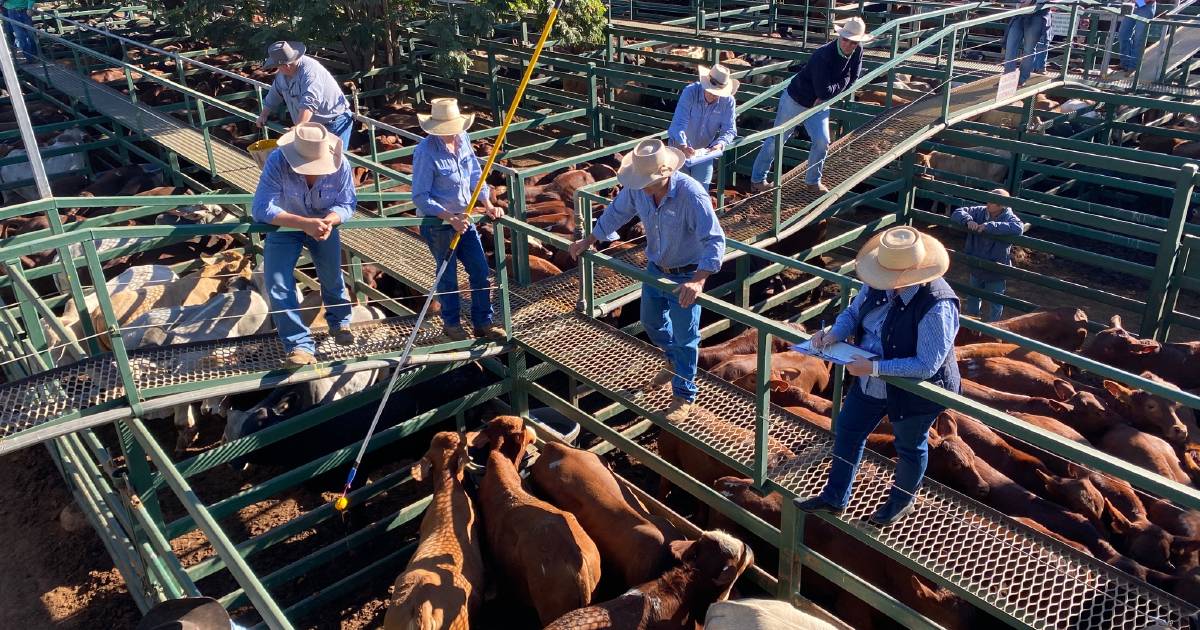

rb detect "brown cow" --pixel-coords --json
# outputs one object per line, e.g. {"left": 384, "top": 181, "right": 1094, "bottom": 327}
{"left": 543, "top": 530, "right": 754, "bottom": 630}
{"left": 957, "top": 307, "right": 1088, "bottom": 351}
{"left": 1081, "top": 315, "right": 1200, "bottom": 389}
{"left": 1102, "top": 376, "right": 1189, "bottom": 444}
{"left": 923, "top": 417, "right": 992, "bottom": 500}
{"left": 471, "top": 417, "right": 601, "bottom": 625}
{"left": 530, "top": 442, "right": 680, "bottom": 588}
{"left": 1104, "top": 499, "right": 1200, "bottom": 573}
{"left": 716, "top": 351, "right": 829, "bottom": 395}
{"left": 1011, "top": 412, "right": 1091, "bottom": 445}
{"left": 959, "top": 378, "right": 1121, "bottom": 439}
{"left": 656, "top": 425, "right": 795, "bottom": 501}
{"left": 939, "top": 411, "right": 1053, "bottom": 497}
{"left": 958, "top": 357, "right": 1077, "bottom": 401}
{"left": 1012, "top": 516, "right": 1093, "bottom": 556}
{"left": 698, "top": 326, "right": 797, "bottom": 370}
{"left": 383, "top": 432, "right": 484, "bottom": 630}
{"left": 954, "top": 342, "right": 1060, "bottom": 375}
{"left": 1098, "top": 424, "right": 1192, "bottom": 486}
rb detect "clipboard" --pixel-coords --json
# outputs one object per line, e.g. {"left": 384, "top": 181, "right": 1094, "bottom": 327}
{"left": 684, "top": 147, "right": 724, "bottom": 167}
{"left": 792, "top": 340, "right": 877, "bottom": 366}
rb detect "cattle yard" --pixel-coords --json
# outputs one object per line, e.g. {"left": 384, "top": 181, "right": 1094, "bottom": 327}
{"left": 4, "top": 1, "right": 1200, "bottom": 628}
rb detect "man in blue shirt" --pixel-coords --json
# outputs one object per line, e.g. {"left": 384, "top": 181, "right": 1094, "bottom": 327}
{"left": 256, "top": 41, "right": 354, "bottom": 150}
{"left": 1118, "top": 1, "right": 1157, "bottom": 75}
{"left": 799, "top": 227, "right": 959, "bottom": 526}
{"left": 412, "top": 98, "right": 505, "bottom": 342}
{"left": 667, "top": 63, "right": 738, "bottom": 188}
{"left": 951, "top": 189, "right": 1024, "bottom": 322}
{"left": 750, "top": 17, "right": 874, "bottom": 194}
{"left": 252, "top": 124, "right": 356, "bottom": 368}
{"left": 569, "top": 139, "right": 726, "bottom": 423}
{"left": 1003, "top": 1, "right": 1053, "bottom": 86}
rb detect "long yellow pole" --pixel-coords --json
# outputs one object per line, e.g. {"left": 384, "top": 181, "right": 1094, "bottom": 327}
{"left": 333, "top": 0, "right": 568, "bottom": 512}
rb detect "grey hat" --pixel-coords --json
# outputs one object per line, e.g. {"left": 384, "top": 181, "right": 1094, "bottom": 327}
{"left": 136, "top": 597, "right": 232, "bottom": 630}
{"left": 264, "top": 41, "right": 306, "bottom": 68}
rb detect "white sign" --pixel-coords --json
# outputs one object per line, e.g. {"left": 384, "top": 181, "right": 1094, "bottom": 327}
{"left": 996, "top": 70, "right": 1020, "bottom": 102}
{"left": 1050, "top": 11, "right": 1078, "bottom": 38}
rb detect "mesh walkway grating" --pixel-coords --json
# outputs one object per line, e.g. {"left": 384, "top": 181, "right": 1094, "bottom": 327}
{"left": 7, "top": 52, "right": 1198, "bottom": 629}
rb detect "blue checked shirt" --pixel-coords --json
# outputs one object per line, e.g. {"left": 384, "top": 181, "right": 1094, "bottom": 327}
{"left": 262, "top": 56, "right": 350, "bottom": 127}
{"left": 828, "top": 285, "right": 959, "bottom": 398}
{"left": 667, "top": 82, "right": 737, "bottom": 151}
{"left": 411, "top": 133, "right": 490, "bottom": 217}
{"left": 593, "top": 171, "right": 726, "bottom": 273}
{"left": 251, "top": 149, "right": 356, "bottom": 224}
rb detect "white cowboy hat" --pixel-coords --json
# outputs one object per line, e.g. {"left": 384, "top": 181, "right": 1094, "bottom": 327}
{"left": 617, "top": 139, "right": 686, "bottom": 190}
{"left": 418, "top": 98, "right": 476, "bottom": 136}
{"left": 699, "top": 64, "right": 739, "bottom": 97}
{"left": 276, "top": 122, "right": 344, "bottom": 176}
{"left": 264, "top": 41, "right": 306, "bottom": 68}
{"left": 854, "top": 226, "right": 950, "bottom": 290}
{"left": 832, "top": 17, "right": 876, "bottom": 44}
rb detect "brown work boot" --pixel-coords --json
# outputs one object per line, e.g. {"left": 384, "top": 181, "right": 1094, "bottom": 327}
{"left": 330, "top": 326, "right": 355, "bottom": 346}
{"left": 442, "top": 326, "right": 470, "bottom": 342}
{"left": 663, "top": 397, "right": 694, "bottom": 424}
{"left": 282, "top": 349, "right": 316, "bottom": 368}
{"left": 750, "top": 180, "right": 772, "bottom": 194}
{"left": 803, "top": 181, "right": 830, "bottom": 194}
{"left": 475, "top": 323, "right": 507, "bottom": 341}
{"left": 643, "top": 360, "right": 674, "bottom": 392}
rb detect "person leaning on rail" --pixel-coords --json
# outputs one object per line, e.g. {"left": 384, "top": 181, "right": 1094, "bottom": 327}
{"left": 252, "top": 122, "right": 357, "bottom": 368}
{"left": 411, "top": 98, "right": 507, "bottom": 342}
{"left": 666, "top": 63, "right": 738, "bottom": 189}
{"left": 569, "top": 139, "right": 726, "bottom": 424}
{"left": 798, "top": 227, "right": 960, "bottom": 527}
{"left": 951, "top": 189, "right": 1024, "bottom": 323}
{"left": 749, "top": 16, "right": 874, "bottom": 195}
{"left": 256, "top": 41, "right": 354, "bottom": 150}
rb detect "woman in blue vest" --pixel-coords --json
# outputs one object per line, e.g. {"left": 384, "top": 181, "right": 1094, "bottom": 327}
{"left": 798, "top": 227, "right": 960, "bottom": 526}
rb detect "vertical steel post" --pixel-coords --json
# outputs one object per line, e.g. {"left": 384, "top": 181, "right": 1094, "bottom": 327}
{"left": 82, "top": 239, "right": 144, "bottom": 417}
{"left": 587, "top": 63, "right": 601, "bottom": 148}
{"left": 772, "top": 127, "right": 784, "bottom": 235}
{"left": 778, "top": 494, "right": 805, "bottom": 601}
{"left": 886, "top": 23, "right": 900, "bottom": 107}
{"left": 580, "top": 195, "right": 596, "bottom": 317}
{"left": 940, "top": 34, "right": 957, "bottom": 124}
{"left": 6, "top": 261, "right": 49, "bottom": 364}
{"left": 828, "top": 281, "right": 851, "bottom": 423}
{"left": 494, "top": 221, "right": 513, "bottom": 339}
{"left": 0, "top": 25, "right": 52, "bottom": 200}
{"left": 898, "top": 149, "right": 916, "bottom": 226}
{"left": 510, "top": 175, "right": 530, "bottom": 286}
{"left": 1158, "top": 246, "right": 1190, "bottom": 342}
{"left": 753, "top": 329, "right": 773, "bottom": 488}
{"left": 1141, "top": 163, "right": 1196, "bottom": 339}
{"left": 1061, "top": 4, "right": 1080, "bottom": 83}
{"left": 736, "top": 256, "right": 750, "bottom": 308}
{"left": 195, "top": 97, "right": 216, "bottom": 174}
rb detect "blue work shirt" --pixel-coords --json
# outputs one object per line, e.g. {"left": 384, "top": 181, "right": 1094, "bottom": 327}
{"left": 262, "top": 56, "right": 350, "bottom": 127}
{"left": 667, "top": 82, "right": 737, "bottom": 151}
{"left": 951, "top": 205, "right": 1024, "bottom": 281}
{"left": 592, "top": 171, "right": 726, "bottom": 273}
{"left": 829, "top": 285, "right": 959, "bottom": 398}
{"left": 251, "top": 149, "right": 356, "bottom": 224}
{"left": 411, "top": 133, "right": 491, "bottom": 217}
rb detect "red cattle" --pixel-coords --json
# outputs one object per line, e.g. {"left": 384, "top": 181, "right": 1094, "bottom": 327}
{"left": 1098, "top": 424, "right": 1192, "bottom": 486}
{"left": 1081, "top": 315, "right": 1200, "bottom": 389}
{"left": 959, "top": 378, "right": 1122, "bottom": 439}
{"left": 958, "top": 357, "right": 1077, "bottom": 401}
{"left": 957, "top": 307, "right": 1089, "bottom": 351}
{"left": 1102, "top": 375, "right": 1190, "bottom": 444}
{"left": 939, "top": 411, "right": 1054, "bottom": 497}
{"left": 1105, "top": 499, "right": 1200, "bottom": 573}
{"left": 716, "top": 351, "right": 829, "bottom": 395}
{"left": 954, "top": 342, "right": 1061, "bottom": 375}
{"left": 697, "top": 326, "right": 797, "bottom": 371}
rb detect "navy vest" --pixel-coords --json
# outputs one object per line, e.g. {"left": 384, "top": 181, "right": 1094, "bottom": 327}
{"left": 854, "top": 278, "right": 961, "bottom": 421}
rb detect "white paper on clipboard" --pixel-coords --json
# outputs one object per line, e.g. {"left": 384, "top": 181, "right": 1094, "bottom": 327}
{"left": 792, "top": 340, "right": 877, "bottom": 365}
{"left": 684, "top": 147, "right": 723, "bottom": 167}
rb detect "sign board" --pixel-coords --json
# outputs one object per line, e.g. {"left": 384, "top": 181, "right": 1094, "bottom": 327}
{"left": 996, "top": 70, "right": 1020, "bottom": 102}
{"left": 1050, "top": 11, "right": 1078, "bottom": 38}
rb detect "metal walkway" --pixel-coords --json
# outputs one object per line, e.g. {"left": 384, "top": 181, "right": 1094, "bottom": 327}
{"left": 8, "top": 54, "right": 1198, "bottom": 630}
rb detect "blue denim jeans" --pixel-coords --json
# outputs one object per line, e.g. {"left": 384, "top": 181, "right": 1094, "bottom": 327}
{"left": 264, "top": 228, "right": 352, "bottom": 353}
{"left": 325, "top": 111, "right": 354, "bottom": 151}
{"left": 1120, "top": 3, "right": 1157, "bottom": 71}
{"left": 750, "top": 91, "right": 830, "bottom": 186}
{"left": 1004, "top": 12, "right": 1051, "bottom": 84}
{"left": 419, "top": 223, "right": 493, "bottom": 329}
{"left": 4, "top": 9, "right": 34, "bottom": 55}
{"left": 1033, "top": 29, "right": 1051, "bottom": 72}
{"left": 819, "top": 385, "right": 940, "bottom": 509}
{"left": 681, "top": 160, "right": 714, "bottom": 188}
{"left": 641, "top": 263, "right": 701, "bottom": 402}
{"left": 965, "top": 273, "right": 1007, "bottom": 322}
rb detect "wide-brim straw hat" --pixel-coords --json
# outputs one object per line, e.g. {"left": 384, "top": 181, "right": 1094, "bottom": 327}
{"left": 832, "top": 17, "right": 876, "bottom": 43}
{"left": 264, "top": 40, "right": 306, "bottom": 68}
{"left": 699, "top": 64, "right": 739, "bottom": 97}
{"left": 277, "top": 122, "right": 343, "bottom": 176}
{"left": 855, "top": 226, "right": 949, "bottom": 290}
{"left": 419, "top": 98, "right": 476, "bottom": 136}
{"left": 136, "top": 597, "right": 231, "bottom": 630}
{"left": 618, "top": 139, "right": 686, "bottom": 190}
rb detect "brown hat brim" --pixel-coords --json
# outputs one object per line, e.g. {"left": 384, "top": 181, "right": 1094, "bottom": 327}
{"left": 854, "top": 231, "right": 949, "bottom": 290}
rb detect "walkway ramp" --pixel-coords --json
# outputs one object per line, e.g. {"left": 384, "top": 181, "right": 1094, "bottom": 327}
{"left": 6, "top": 50, "right": 1198, "bottom": 630}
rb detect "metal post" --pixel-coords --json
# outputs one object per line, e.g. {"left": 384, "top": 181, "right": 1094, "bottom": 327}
{"left": 772, "top": 127, "right": 784, "bottom": 234}
{"left": 511, "top": 176, "right": 530, "bottom": 286}
{"left": 828, "top": 281, "right": 851, "bottom": 423}
{"left": 1140, "top": 163, "right": 1196, "bottom": 339}
{"left": 940, "top": 34, "right": 958, "bottom": 124}
{"left": 778, "top": 492, "right": 805, "bottom": 601}
{"left": 1061, "top": 4, "right": 1080, "bottom": 84}
{"left": 1158, "top": 246, "right": 1190, "bottom": 342}
{"left": 1100, "top": 7, "right": 1120, "bottom": 80}
{"left": 580, "top": 196, "right": 595, "bottom": 317}
{"left": 0, "top": 26, "right": 52, "bottom": 199}
{"left": 898, "top": 149, "right": 916, "bottom": 225}
{"left": 494, "top": 221, "right": 513, "bottom": 339}
{"left": 82, "top": 239, "right": 143, "bottom": 417}
{"left": 587, "top": 63, "right": 600, "bottom": 148}
{"left": 736, "top": 256, "right": 750, "bottom": 308}
{"left": 753, "top": 329, "right": 773, "bottom": 488}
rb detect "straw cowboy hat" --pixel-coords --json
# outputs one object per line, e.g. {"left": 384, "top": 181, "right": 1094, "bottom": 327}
{"left": 832, "top": 17, "right": 876, "bottom": 43}
{"left": 854, "top": 226, "right": 949, "bottom": 290}
{"left": 617, "top": 139, "right": 686, "bottom": 190}
{"left": 136, "top": 597, "right": 232, "bottom": 630}
{"left": 263, "top": 41, "right": 306, "bottom": 68}
{"left": 277, "top": 122, "right": 344, "bottom": 176}
{"left": 698, "top": 64, "right": 739, "bottom": 97}
{"left": 419, "top": 98, "right": 476, "bottom": 136}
